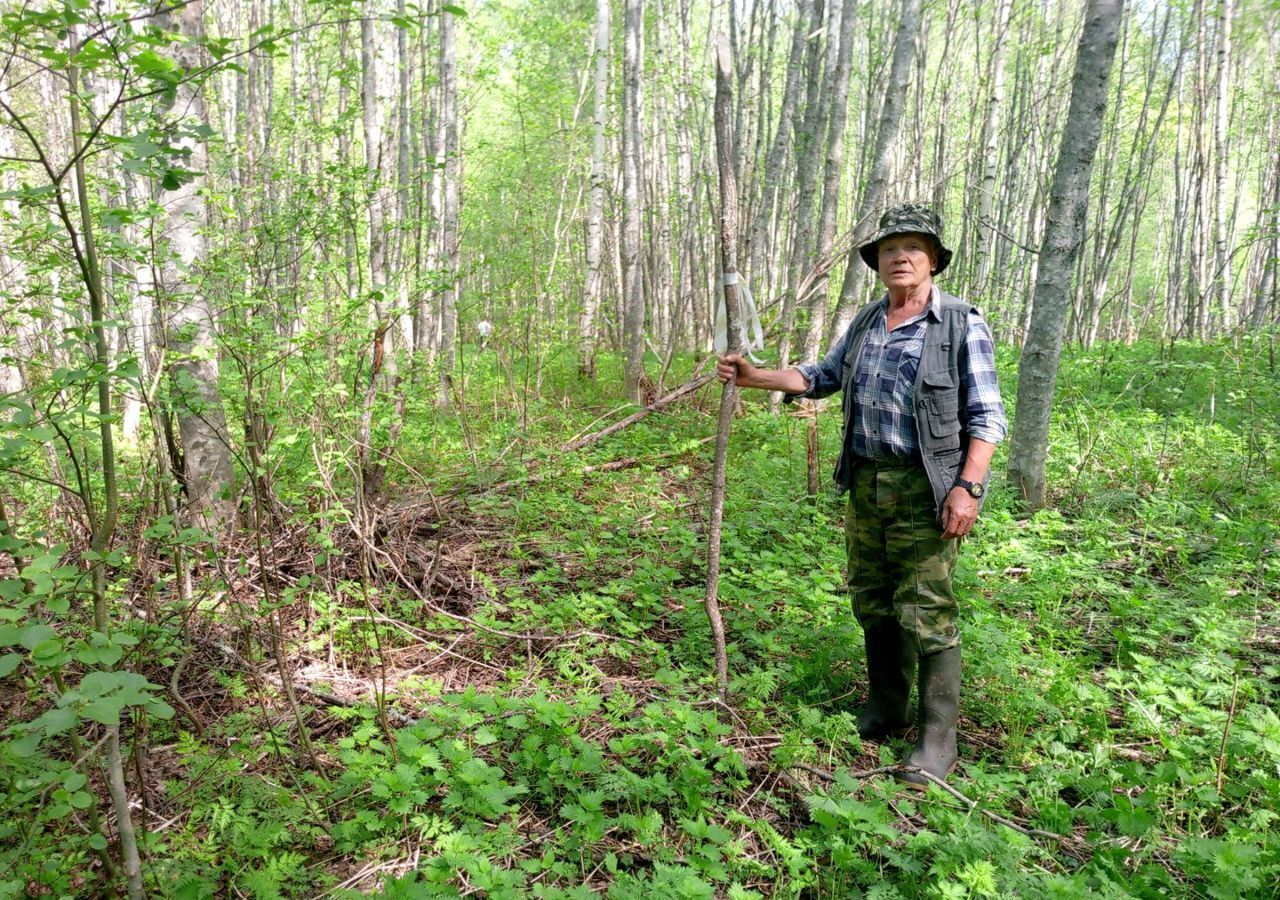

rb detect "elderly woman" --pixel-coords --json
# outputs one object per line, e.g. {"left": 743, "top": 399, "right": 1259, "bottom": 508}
{"left": 717, "top": 203, "right": 1007, "bottom": 787}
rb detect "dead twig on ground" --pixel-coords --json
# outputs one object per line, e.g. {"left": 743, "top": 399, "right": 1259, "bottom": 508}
{"left": 561, "top": 372, "right": 716, "bottom": 454}
{"left": 789, "top": 760, "right": 1080, "bottom": 847}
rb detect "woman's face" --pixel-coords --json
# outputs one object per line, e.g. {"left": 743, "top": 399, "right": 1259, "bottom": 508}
{"left": 877, "top": 233, "right": 938, "bottom": 294}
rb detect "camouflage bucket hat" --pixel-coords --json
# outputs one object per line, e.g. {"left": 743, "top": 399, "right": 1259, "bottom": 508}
{"left": 858, "top": 202, "right": 954, "bottom": 275}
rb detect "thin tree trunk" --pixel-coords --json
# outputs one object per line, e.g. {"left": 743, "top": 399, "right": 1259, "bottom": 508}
{"left": 746, "top": 0, "right": 810, "bottom": 290}
{"left": 974, "top": 0, "right": 1013, "bottom": 295}
{"left": 65, "top": 47, "right": 144, "bottom": 900}
{"left": 827, "top": 0, "right": 923, "bottom": 348}
{"left": 155, "top": 0, "right": 235, "bottom": 537}
{"left": 1211, "top": 0, "right": 1234, "bottom": 331}
{"left": 674, "top": 0, "right": 699, "bottom": 354}
{"left": 419, "top": 13, "right": 442, "bottom": 361}
{"left": 0, "top": 81, "right": 28, "bottom": 399}
{"left": 580, "top": 0, "right": 610, "bottom": 378}
{"left": 437, "top": 5, "right": 460, "bottom": 404}
{"left": 706, "top": 33, "right": 738, "bottom": 704}
{"left": 802, "top": 0, "right": 858, "bottom": 362}
{"left": 1255, "top": 38, "right": 1280, "bottom": 327}
{"left": 773, "top": 0, "right": 829, "bottom": 411}
{"left": 621, "top": 0, "right": 646, "bottom": 401}
{"left": 358, "top": 10, "right": 391, "bottom": 495}
{"left": 1007, "top": 0, "right": 1125, "bottom": 510}
{"left": 395, "top": 0, "right": 413, "bottom": 348}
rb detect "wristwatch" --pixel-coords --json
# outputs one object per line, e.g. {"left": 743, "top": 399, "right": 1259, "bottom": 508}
{"left": 954, "top": 478, "right": 985, "bottom": 499}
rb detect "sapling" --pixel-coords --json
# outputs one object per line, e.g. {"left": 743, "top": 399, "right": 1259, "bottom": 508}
{"left": 703, "top": 34, "right": 739, "bottom": 702}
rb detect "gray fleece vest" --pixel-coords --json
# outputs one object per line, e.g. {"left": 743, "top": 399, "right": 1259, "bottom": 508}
{"left": 832, "top": 290, "right": 983, "bottom": 519}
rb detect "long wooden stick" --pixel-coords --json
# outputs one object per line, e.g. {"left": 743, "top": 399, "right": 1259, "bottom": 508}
{"left": 704, "top": 34, "right": 739, "bottom": 702}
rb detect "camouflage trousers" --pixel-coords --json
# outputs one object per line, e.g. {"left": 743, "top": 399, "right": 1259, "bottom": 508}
{"left": 845, "top": 459, "right": 960, "bottom": 656}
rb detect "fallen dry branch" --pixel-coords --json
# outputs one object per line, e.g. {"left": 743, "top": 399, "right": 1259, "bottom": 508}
{"left": 201, "top": 634, "right": 420, "bottom": 726}
{"left": 361, "top": 527, "right": 640, "bottom": 648}
{"left": 561, "top": 371, "right": 716, "bottom": 453}
{"left": 792, "top": 761, "right": 1080, "bottom": 847}
{"left": 480, "top": 435, "right": 716, "bottom": 497}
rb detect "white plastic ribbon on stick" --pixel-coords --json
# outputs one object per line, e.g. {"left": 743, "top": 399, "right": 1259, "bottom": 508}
{"left": 713, "top": 272, "right": 765, "bottom": 363}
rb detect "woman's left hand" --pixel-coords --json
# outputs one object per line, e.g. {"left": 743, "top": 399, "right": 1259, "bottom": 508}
{"left": 940, "top": 488, "right": 979, "bottom": 540}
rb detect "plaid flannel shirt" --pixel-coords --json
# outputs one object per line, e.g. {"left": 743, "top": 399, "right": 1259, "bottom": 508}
{"left": 790, "top": 288, "right": 1007, "bottom": 458}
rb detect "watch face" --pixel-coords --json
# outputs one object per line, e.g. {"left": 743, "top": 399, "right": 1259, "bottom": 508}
{"left": 970, "top": 482, "right": 985, "bottom": 498}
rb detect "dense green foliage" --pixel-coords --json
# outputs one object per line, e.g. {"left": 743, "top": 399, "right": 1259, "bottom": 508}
{"left": 2, "top": 0, "right": 1278, "bottom": 895}
{"left": 6, "top": 337, "right": 1277, "bottom": 897}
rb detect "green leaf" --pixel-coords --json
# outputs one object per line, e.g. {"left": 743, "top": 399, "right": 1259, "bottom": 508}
{"left": 19, "top": 623, "right": 55, "bottom": 650}
{"left": 76, "top": 642, "right": 123, "bottom": 666}
{"left": 31, "top": 705, "right": 77, "bottom": 736}
{"left": 7, "top": 732, "right": 41, "bottom": 757}
{"left": 30, "top": 637, "right": 68, "bottom": 667}
{"left": 0, "top": 654, "right": 21, "bottom": 677}
{"left": 160, "top": 168, "right": 202, "bottom": 191}
{"left": 82, "top": 698, "right": 122, "bottom": 726}
{"left": 148, "top": 699, "right": 175, "bottom": 720}
{"left": 1117, "top": 808, "right": 1155, "bottom": 837}
{"left": 132, "top": 49, "right": 181, "bottom": 81}
{"left": 78, "top": 670, "right": 120, "bottom": 697}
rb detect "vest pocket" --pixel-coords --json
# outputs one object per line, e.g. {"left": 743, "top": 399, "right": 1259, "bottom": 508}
{"left": 927, "top": 395, "right": 961, "bottom": 437}
{"left": 922, "top": 370, "right": 955, "bottom": 390}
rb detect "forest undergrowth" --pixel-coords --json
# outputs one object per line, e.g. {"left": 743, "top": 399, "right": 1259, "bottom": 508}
{"left": 3, "top": 337, "right": 1279, "bottom": 898}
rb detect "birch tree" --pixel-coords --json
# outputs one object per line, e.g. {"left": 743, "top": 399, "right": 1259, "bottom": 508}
{"left": 579, "top": 0, "right": 609, "bottom": 378}
{"left": 802, "top": 0, "right": 858, "bottom": 361}
{"left": 973, "top": 0, "right": 1013, "bottom": 297}
{"left": 438, "top": 5, "right": 461, "bottom": 404}
{"left": 1007, "top": 0, "right": 1126, "bottom": 509}
{"left": 827, "top": 0, "right": 923, "bottom": 347}
{"left": 774, "top": 0, "right": 830, "bottom": 397}
{"left": 155, "top": 0, "right": 236, "bottom": 536}
{"left": 1210, "top": 0, "right": 1234, "bottom": 331}
{"left": 620, "top": 0, "right": 646, "bottom": 401}
{"left": 746, "top": 0, "right": 810, "bottom": 294}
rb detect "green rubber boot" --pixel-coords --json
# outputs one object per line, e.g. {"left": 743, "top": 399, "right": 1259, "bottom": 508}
{"left": 897, "top": 646, "right": 960, "bottom": 788}
{"left": 856, "top": 623, "right": 916, "bottom": 740}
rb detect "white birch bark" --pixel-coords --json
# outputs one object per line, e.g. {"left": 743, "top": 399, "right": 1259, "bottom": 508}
{"left": 802, "top": 0, "right": 858, "bottom": 361}
{"left": 621, "top": 0, "right": 646, "bottom": 401}
{"left": 1211, "top": 0, "right": 1234, "bottom": 331}
{"left": 776, "top": 0, "right": 829, "bottom": 374}
{"left": 579, "top": 0, "right": 609, "bottom": 377}
{"left": 155, "top": 0, "right": 235, "bottom": 536}
{"left": 746, "top": 0, "right": 810, "bottom": 291}
{"left": 974, "top": 0, "right": 1013, "bottom": 296}
{"left": 675, "top": 0, "right": 701, "bottom": 352}
{"left": 437, "top": 5, "right": 461, "bottom": 404}
{"left": 1254, "top": 36, "right": 1280, "bottom": 327}
{"left": 826, "top": 0, "right": 923, "bottom": 348}
{"left": 418, "top": 15, "right": 441, "bottom": 359}
{"left": 395, "top": 0, "right": 413, "bottom": 348}
{"left": 1007, "top": 0, "right": 1125, "bottom": 509}
{"left": 0, "top": 80, "right": 29, "bottom": 400}
{"left": 358, "top": 8, "right": 396, "bottom": 492}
